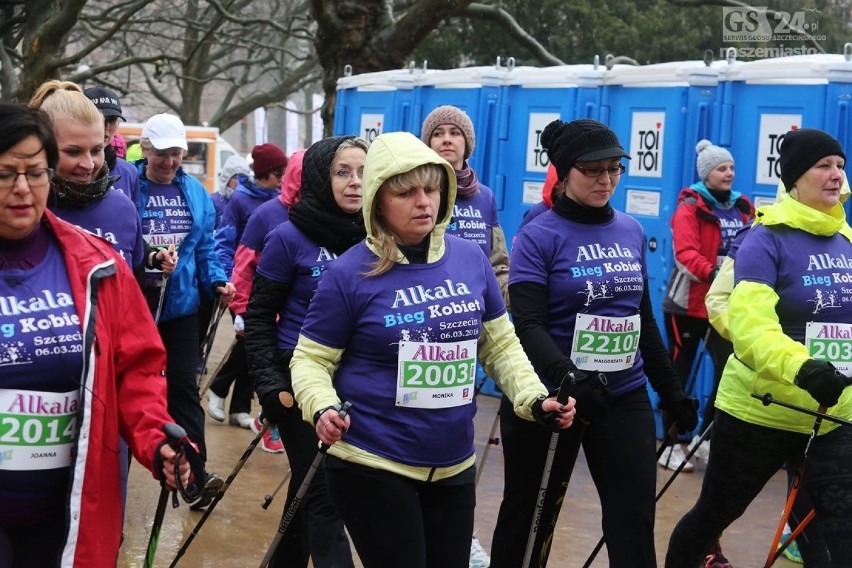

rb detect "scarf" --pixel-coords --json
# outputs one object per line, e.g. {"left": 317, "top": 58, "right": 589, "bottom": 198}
{"left": 552, "top": 194, "right": 615, "bottom": 224}
{"left": 51, "top": 164, "right": 118, "bottom": 210}
{"left": 455, "top": 164, "right": 479, "bottom": 199}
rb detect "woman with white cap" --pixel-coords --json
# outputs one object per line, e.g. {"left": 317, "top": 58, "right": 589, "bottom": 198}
{"left": 666, "top": 128, "right": 852, "bottom": 566}
{"left": 659, "top": 140, "right": 754, "bottom": 473}
{"left": 136, "top": 113, "right": 235, "bottom": 509}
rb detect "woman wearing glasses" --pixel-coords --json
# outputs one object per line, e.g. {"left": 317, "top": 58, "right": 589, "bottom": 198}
{"left": 490, "top": 119, "right": 697, "bottom": 568}
{"left": 245, "top": 136, "right": 366, "bottom": 568}
{"left": 0, "top": 103, "right": 188, "bottom": 567}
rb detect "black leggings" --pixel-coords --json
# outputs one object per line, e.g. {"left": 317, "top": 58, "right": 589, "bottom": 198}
{"left": 491, "top": 386, "right": 658, "bottom": 568}
{"left": 666, "top": 411, "right": 852, "bottom": 567}
{"left": 325, "top": 457, "right": 475, "bottom": 568}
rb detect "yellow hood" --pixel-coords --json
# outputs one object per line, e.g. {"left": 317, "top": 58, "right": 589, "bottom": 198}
{"left": 361, "top": 131, "right": 457, "bottom": 262}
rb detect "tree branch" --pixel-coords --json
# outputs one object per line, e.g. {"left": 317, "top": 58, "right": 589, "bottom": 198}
{"left": 462, "top": 3, "right": 564, "bottom": 65}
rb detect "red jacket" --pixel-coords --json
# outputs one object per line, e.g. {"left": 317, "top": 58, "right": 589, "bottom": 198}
{"left": 42, "top": 210, "right": 173, "bottom": 567}
{"left": 663, "top": 186, "right": 753, "bottom": 318}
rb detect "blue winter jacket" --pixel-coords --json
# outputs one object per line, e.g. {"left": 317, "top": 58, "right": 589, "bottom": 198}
{"left": 213, "top": 176, "right": 279, "bottom": 277}
{"left": 137, "top": 162, "right": 227, "bottom": 322}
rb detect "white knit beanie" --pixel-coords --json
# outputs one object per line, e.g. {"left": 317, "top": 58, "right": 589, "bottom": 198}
{"left": 695, "top": 140, "right": 734, "bottom": 181}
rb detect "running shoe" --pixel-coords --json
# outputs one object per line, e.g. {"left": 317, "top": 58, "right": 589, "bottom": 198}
{"left": 205, "top": 390, "right": 225, "bottom": 422}
{"left": 778, "top": 530, "right": 803, "bottom": 563}
{"left": 189, "top": 472, "right": 224, "bottom": 511}
{"left": 658, "top": 444, "right": 695, "bottom": 472}
{"left": 261, "top": 425, "right": 284, "bottom": 454}
{"left": 469, "top": 536, "right": 491, "bottom": 568}
{"left": 704, "top": 541, "right": 733, "bottom": 568}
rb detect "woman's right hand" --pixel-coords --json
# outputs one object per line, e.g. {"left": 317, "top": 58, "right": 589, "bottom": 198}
{"left": 316, "top": 407, "right": 351, "bottom": 446}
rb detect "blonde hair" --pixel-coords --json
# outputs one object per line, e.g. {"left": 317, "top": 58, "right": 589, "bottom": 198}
{"left": 366, "top": 163, "right": 447, "bottom": 277}
{"left": 332, "top": 138, "right": 369, "bottom": 166}
{"left": 29, "top": 80, "right": 102, "bottom": 126}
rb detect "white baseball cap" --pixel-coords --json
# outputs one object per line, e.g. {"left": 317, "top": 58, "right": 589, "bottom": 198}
{"left": 142, "top": 113, "right": 188, "bottom": 151}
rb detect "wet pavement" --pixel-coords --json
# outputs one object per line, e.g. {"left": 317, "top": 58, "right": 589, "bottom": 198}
{"left": 119, "top": 319, "right": 798, "bottom": 567}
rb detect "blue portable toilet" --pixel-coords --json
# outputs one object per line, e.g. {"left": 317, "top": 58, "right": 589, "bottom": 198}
{"left": 333, "top": 67, "right": 420, "bottom": 143}
{"left": 413, "top": 64, "right": 510, "bottom": 192}
{"left": 717, "top": 51, "right": 852, "bottom": 213}
{"left": 491, "top": 63, "right": 604, "bottom": 245}
{"left": 598, "top": 60, "right": 724, "bottom": 438}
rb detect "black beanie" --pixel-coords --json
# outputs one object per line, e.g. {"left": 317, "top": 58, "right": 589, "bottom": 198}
{"left": 780, "top": 128, "right": 846, "bottom": 192}
{"left": 540, "top": 119, "right": 630, "bottom": 180}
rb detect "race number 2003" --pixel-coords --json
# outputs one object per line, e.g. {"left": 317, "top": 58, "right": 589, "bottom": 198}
{"left": 396, "top": 340, "right": 477, "bottom": 409}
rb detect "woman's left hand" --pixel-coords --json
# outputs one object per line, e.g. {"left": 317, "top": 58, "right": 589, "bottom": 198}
{"left": 540, "top": 396, "right": 577, "bottom": 429}
{"left": 215, "top": 282, "right": 236, "bottom": 305}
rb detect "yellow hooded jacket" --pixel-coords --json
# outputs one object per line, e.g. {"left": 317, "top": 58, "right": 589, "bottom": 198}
{"left": 715, "top": 193, "right": 852, "bottom": 433}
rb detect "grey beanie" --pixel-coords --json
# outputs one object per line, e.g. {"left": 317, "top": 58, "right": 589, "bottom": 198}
{"left": 695, "top": 140, "right": 734, "bottom": 181}
{"left": 421, "top": 105, "right": 475, "bottom": 160}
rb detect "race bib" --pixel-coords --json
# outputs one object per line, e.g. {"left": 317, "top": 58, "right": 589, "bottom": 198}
{"left": 806, "top": 322, "right": 852, "bottom": 376}
{"left": 0, "top": 389, "right": 79, "bottom": 470}
{"left": 396, "top": 339, "right": 477, "bottom": 409}
{"left": 571, "top": 313, "right": 641, "bottom": 372}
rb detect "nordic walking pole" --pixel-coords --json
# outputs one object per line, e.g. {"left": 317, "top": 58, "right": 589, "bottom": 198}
{"left": 262, "top": 469, "right": 293, "bottom": 510}
{"left": 763, "top": 405, "right": 827, "bottom": 568}
{"left": 258, "top": 401, "right": 352, "bottom": 568}
{"left": 581, "top": 422, "right": 684, "bottom": 568}
{"left": 475, "top": 409, "right": 501, "bottom": 488}
{"left": 197, "top": 302, "right": 227, "bottom": 382}
{"left": 144, "top": 423, "right": 190, "bottom": 568}
{"left": 752, "top": 393, "right": 852, "bottom": 428}
{"left": 199, "top": 337, "right": 237, "bottom": 396}
{"left": 767, "top": 508, "right": 815, "bottom": 567}
{"left": 683, "top": 327, "right": 712, "bottom": 396}
{"left": 168, "top": 416, "right": 277, "bottom": 567}
{"left": 153, "top": 275, "right": 168, "bottom": 325}
{"left": 522, "top": 372, "right": 575, "bottom": 568}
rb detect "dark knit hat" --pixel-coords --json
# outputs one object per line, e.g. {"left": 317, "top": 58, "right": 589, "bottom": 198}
{"left": 421, "top": 105, "right": 475, "bottom": 160}
{"left": 251, "top": 143, "right": 288, "bottom": 178}
{"left": 540, "top": 119, "right": 630, "bottom": 180}
{"left": 780, "top": 128, "right": 846, "bottom": 191}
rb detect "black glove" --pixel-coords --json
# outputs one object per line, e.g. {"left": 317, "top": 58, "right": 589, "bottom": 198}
{"left": 795, "top": 360, "right": 852, "bottom": 407}
{"left": 260, "top": 390, "right": 291, "bottom": 426}
{"left": 659, "top": 393, "right": 699, "bottom": 434}
{"left": 572, "top": 371, "right": 610, "bottom": 425}
{"left": 532, "top": 397, "right": 561, "bottom": 432}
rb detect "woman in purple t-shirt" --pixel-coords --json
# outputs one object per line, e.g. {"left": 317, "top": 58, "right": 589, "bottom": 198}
{"left": 290, "top": 131, "right": 575, "bottom": 567}
{"left": 666, "top": 129, "right": 852, "bottom": 567}
{"left": 492, "top": 119, "right": 697, "bottom": 568}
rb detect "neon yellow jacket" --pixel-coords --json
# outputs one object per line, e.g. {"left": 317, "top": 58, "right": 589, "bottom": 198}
{"left": 716, "top": 195, "right": 852, "bottom": 433}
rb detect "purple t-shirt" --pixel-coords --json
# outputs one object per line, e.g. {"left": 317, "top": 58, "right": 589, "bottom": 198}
{"left": 299, "top": 236, "right": 504, "bottom": 467}
{"left": 110, "top": 158, "right": 140, "bottom": 208}
{"left": 141, "top": 182, "right": 192, "bottom": 280}
{"left": 445, "top": 184, "right": 500, "bottom": 258}
{"left": 510, "top": 209, "right": 649, "bottom": 395}
{"left": 51, "top": 189, "right": 144, "bottom": 269}
{"left": 716, "top": 205, "right": 747, "bottom": 259}
{"left": 240, "top": 198, "right": 289, "bottom": 252}
{"left": 256, "top": 222, "right": 336, "bottom": 350}
{"left": 0, "top": 237, "right": 82, "bottom": 509}
{"left": 736, "top": 224, "right": 852, "bottom": 343}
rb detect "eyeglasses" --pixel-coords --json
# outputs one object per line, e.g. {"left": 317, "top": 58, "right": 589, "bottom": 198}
{"left": 270, "top": 169, "right": 285, "bottom": 178}
{"left": 333, "top": 169, "right": 363, "bottom": 181}
{"left": 0, "top": 168, "right": 54, "bottom": 190}
{"left": 574, "top": 164, "right": 625, "bottom": 178}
